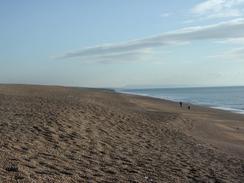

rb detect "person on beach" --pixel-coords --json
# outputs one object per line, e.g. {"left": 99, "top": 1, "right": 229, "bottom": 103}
{"left": 188, "top": 105, "right": 191, "bottom": 110}
{"left": 179, "top": 101, "right": 183, "bottom": 108}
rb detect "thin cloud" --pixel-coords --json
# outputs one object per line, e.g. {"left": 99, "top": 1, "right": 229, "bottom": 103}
{"left": 56, "top": 18, "right": 244, "bottom": 62}
{"left": 210, "top": 47, "right": 244, "bottom": 60}
{"left": 229, "top": 47, "right": 244, "bottom": 58}
{"left": 160, "top": 13, "right": 171, "bottom": 17}
{"left": 192, "top": 0, "right": 244, "bottom": 19}
{"left": 216, "top": 38, "right": 244, "bottom": 44}
{"left": 72, "top": 49, "right": 153, "bottom": 64}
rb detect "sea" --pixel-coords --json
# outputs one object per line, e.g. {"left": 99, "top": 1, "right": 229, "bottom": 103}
{"left": 118, "top": 86, "right": 244, "bottom": 115}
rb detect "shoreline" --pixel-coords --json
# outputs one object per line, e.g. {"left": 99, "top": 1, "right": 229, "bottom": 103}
{"left": 117, "top": 90, "right": 244, "bottom": 115}
{"left": 118, "top": 90, "right": 244, "bottom": 158}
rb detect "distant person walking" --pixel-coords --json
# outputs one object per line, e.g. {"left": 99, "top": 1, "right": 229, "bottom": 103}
{"left": 179, "top": 101, "right": 183, "bottom": 108}
{"left": 188, "top": 105, "right": 191, "bottom": 110}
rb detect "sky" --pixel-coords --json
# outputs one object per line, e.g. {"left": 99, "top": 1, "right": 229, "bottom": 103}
{"left": 1, "top": 0, "right": 244, "bottom": 88}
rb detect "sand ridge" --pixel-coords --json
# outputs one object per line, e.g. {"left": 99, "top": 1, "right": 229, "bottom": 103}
{"left": 0, "top": 85, "right": 243, "bottom": 182}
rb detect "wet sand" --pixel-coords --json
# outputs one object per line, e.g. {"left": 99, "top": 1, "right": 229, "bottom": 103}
{"left": 0, "top": 84, "right": 243, "bottom": 182}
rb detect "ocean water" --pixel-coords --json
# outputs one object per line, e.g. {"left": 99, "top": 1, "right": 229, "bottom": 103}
{"left": 119, "top": 86, "right": 244, "bottom": 114}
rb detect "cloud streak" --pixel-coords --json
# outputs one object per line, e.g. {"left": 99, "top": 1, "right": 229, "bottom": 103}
{"left": 193, "top": 0, "right": 244, "bottom": 13}
{"left": 56, "top": 18, "right": 244, "bottom": 62}
{"left": 68, "top": 49, "right": 153, "bottom": 64}
{"left": 216, "top": 37, "right": 244, "bottom": 44}
{"left": 192, "top": 0, "right": 244, "bottom": 19}
{"left": 212, "top": 47, "right": 244, "bottom": 60}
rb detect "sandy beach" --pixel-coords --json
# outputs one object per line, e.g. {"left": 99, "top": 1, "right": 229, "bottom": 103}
{"left": 0, "top": 84, "right": 244, "bottom": 183}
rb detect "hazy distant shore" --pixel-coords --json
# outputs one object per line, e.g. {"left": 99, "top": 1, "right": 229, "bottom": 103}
{"left": 0, "top": 84, "right": 244, "bottom": 182}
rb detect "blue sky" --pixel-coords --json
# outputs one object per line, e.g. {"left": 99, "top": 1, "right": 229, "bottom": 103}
{"left": 1, "top": 0, "right": 244, "bottom": 88}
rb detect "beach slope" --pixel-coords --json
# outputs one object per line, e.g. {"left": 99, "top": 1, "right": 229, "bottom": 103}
{"left": 0, "top": 85, "right": 243, "bottom": 182}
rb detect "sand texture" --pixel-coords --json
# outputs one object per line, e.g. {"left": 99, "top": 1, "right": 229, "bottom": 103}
{"left": 0, "top": 84, "right": 244, "bottom": 183}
